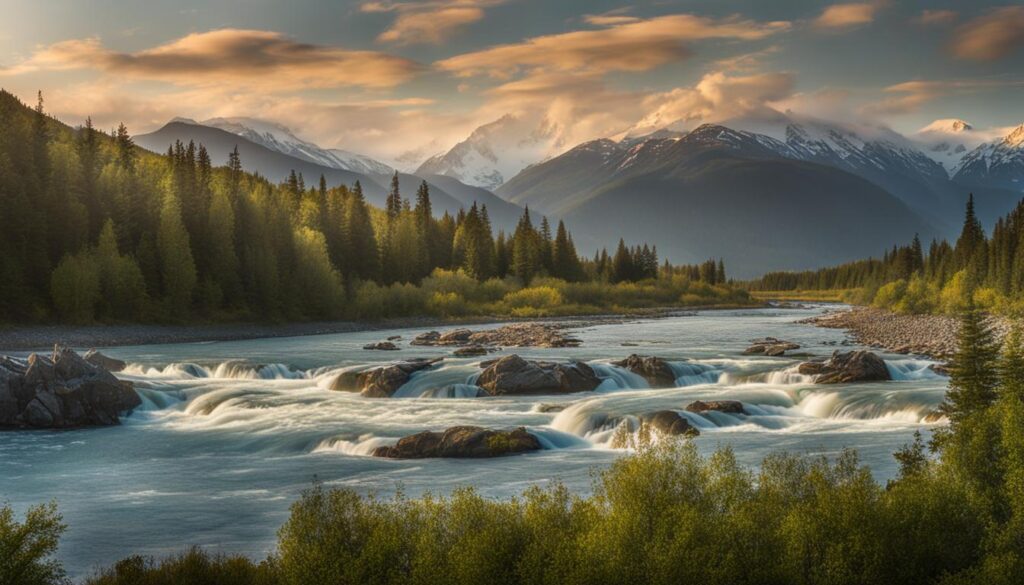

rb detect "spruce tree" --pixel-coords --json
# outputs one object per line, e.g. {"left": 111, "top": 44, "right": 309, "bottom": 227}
{"left": 941, "top": 304, "right": 1000, "bottom": 425}
{"left": 157, "top": 181, "right": 197, "bottom": 318}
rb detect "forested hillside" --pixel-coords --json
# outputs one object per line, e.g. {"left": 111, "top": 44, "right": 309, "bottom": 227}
{"left": 0, "top": 90, "right": 745, "bottom": 324}
{"left": 751, "top": 194, "right": 1024, "bottom": 314}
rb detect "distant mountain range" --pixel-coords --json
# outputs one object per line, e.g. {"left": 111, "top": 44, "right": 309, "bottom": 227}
{"left": 136, "top": 112, "right": 1024, "bottom": 278}
{"left": 135, "top": 119, "right": 529, "bottom": 233}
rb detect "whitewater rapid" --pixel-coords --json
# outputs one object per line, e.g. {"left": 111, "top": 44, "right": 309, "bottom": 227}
{"left": 0, "top": 305, "right": 950, "bottom": 577}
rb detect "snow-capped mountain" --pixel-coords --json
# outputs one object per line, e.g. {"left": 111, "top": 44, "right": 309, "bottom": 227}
{"left": 953, "top": 124, "right": 1024, "bottom": 190}
{"left": 415, "top": 114, "right": 562, "bottom": 190}
{"left": 913, "top": 119, "right": 978, "bottom": 173}
{"left": 718, "top": 112, "right": 960, "bottom": 227}
{"left": 498, "top": 122, "right": 937, "bottom": 277}
{"left": 202, "top": 117, "right": 394, "bottom": 176}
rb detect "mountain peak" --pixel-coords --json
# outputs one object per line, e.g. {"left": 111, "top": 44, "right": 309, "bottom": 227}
{"left": 1003, "top": 123, "right": 1024, "bottom": 147}
{"left": 919, "top": 118, "right": 973, "bottom": 135}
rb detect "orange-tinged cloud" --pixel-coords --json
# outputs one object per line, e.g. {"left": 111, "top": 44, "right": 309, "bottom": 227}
{"left": 1, "top": 29, "right": 422, "bottom": 89}
{"left": 951, "top": 7, "right": 1024, "bottom": 61}
{"left": 365, "top": 1, "right": 505, "bottom": 45}
{"left": 814, "top": 3, "right": 877, "bottom": 29}
{"left": 436, "top": 14, "right": 791, "bottom": 78}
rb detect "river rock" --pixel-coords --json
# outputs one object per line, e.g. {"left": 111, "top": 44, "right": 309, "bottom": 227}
{"left": 372, "top": 426, "right": 542, "bottom": 458}
{"left": 744, "top": 338, "right": 800, "bottom": 357}
{"left": 363, "top": 341, "right": 400, "bottom": 351}
{"left": 83, "top": 349, "right": 127, "bottom": 372}
{"left": 411, "top": 323, "right": 581, "bottom": 349}
{"left": 639, "top": 410, "right": 699, "bottom": 437}
{"left": 476, "top": 355, "right": 601, "bottom": 396}
{"left": 798, "top": 350, "right": 891, "bottom": 384}
{"left": 685, "top": 400, "right": 746, "bottom": 415}
{"left": 361, "top": 358, "right": 443, "bottom": 398}
{"left": 453, "top": 345, "right": 489, "bottom": 357}
{"left": 612, "top": 354, "right": 676, "bottom": 388}
{"left": 0, "top": 345, "right": 140, "bottom": 428}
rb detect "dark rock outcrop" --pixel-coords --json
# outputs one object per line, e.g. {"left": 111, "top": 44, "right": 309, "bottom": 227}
{"left": 744, "top": 338, "right": 800, "bottom": 357}
{"left": 363, "top": 341, "right": 400, "bottom": 351}
{"left": 639, "top": 410, "right": 699, "bottom": 437}
{"left": 798, "top": 350, "right": 891, "bottom": 384}
{"left": 0, "top": 345, "right": 140, "bottom": 428}
{"left": 612, "top": 354, "right": 676, "bottom": 388}
{"left": 685, "top": 400, "right": 746, "bottom": 415}
{"left": 329, "top": 358, "right": 443, "bottom": 397}
{"left": 476, "top": 355, "right": 601, "bottom": 396}
{"left": 412, "top": 323, "right": 581, "bottom": 349}
{"left": 83, "top": 349, "right": 127, "bottom": 372}
{"left": 453, "top": 345, "right": 489, "bottom": 357}
{"left": 372, "top": 426, "right": 541, "bottom": 458}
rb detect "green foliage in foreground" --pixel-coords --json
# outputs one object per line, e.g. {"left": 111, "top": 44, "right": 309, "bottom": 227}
{"left": 749, "top": 194, "right": 1024, "bottom": 315}
{"left": 9, "top": 313, "right": 1024, "bottom": 585}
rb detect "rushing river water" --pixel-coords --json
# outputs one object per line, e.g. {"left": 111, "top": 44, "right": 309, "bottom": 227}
{"left": 0, "top": 305, "right": 948, "bottom": 578}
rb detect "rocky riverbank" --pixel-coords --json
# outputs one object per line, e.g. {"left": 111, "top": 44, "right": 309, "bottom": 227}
{"left": 802, "top": 307, "right": 1009, "bottom": 360}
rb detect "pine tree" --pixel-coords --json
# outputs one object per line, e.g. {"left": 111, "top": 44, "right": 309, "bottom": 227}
{"left": 955, "top": 194, "right": 986, "bottom": 279}
{"left": 157, "top": 181, "right": 197, "bottom": 318}
{"left": 344, "top": 181, "right": 379, "bottom": 282}
{"left": 115, "top": 123, "right": 135, "bottom": 171}
{"left": 552, "top": 220, "right": 581, "bottom": 281}
{"left": 941, "top": 304, "right": 1000, "bottom": 425}
{"left": 611, "top": 239, "right": 633, "bottom": 283}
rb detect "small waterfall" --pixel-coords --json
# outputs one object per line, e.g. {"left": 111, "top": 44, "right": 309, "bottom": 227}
{"left": 124, "top": 361, "right": 304, "bottom": 380}
{"left": 314, "top": 434, "right": 397, "bottom": 456}
{"left": 886, "top": 359, "right": 945, "bottom": 381}
{"left": 417, "top": 384, "right": 483, "bottom": 398}
{"left": 669, "top": 362, "right": 722, "bottom": 386}
{"left": 590, "top": 363, "right": 649, "bottom": 391}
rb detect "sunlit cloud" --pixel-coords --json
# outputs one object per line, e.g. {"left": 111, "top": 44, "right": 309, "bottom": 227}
{"left": 436, "top": 14, "right": 791, "bottom": 78}
{"left": 950, "top": 6, "right": 1024, "bottom": 61}
{"left": 860, "top": 77, "right": 1024, "bottom": 116}
{"left": 0, "top": 29, "right": 422, "bottom": 89}
{"left": 364, "top": 1, "right": 506, "bottom": 45}
{"left": 813, "top": 3, "right": 878, "bottom": 30}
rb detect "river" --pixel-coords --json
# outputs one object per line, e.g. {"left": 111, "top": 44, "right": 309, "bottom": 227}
{"left": 0, "top": 305, "right": 948, "bottom": 578}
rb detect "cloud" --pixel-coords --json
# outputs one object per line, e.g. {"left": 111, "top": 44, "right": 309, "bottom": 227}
{"left": 813, "top": 3, "right": 877, "bottom": 30}
{"left": 1, "top": 29, "right": 421, "bottom": 89}
{"left": 914, "top": 9, "right": 957, "bottom": 26}
{"left": 860, "top": 77, "right": 1024, "bottom": 116}
{"left": 365, "top": 1, "right": 505, "bottom": 45}
{"left": 713, "top": 45, "right": 781, "bottom": 72}
{"left": 436, "top": 13, "right": 791, "bottom": 78}
{"left": 634, "top": 71, "right": 797, "bottom": 130}
{"left": 583, "top": 8, "right": 640, "bottom": 27}
{"left": 950, "top": 6, "right": 1024, "bottom": 61}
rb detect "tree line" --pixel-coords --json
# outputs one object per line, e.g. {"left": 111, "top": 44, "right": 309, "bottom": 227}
{"left": 0, "top": 90, "right": 737, "bottom": 324}
{"left": 750, "top": 194, "right": 1024, "bottom": 314}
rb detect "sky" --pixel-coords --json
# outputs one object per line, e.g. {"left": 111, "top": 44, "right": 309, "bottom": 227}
{"left": 1, "top": 0, "right": 1023, "bottom": 164}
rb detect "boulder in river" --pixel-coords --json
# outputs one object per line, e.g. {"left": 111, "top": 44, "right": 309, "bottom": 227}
{"left": 372, "top": 426, "right": 541, "bottom": 458}
{"left": 363, "top": 341, "right": 400, "bottom": 351}
{"left": 0, "top": 345, "right": 140, "bottom": 428}
{"left": 453, "top": 345, "right": 489, "bottom": 357}
{"left": 639, "top": 410, "right": 699, "bottom": 437}
{"left": 685, "top": 400, "right": 746, "bottom": 415}
{"left": 412, "top": 323, "right": 581, "bottom": 349}
{"left": 744, "top": 338, "right": 800, "bottom": 357}
{"left": 83, "top": 349, "right": 127, "bottom": 372}
{"left": 612, "top": 354, "right": 676, "bottom": 388}
{"left": 798, "top": 350, "right": 891, "bottom": 384}
{"left": 330, "top": 358, "right": 443, "bottom": 397}
{"left": 476, "top": 355, "right": 601, "bottom": 396}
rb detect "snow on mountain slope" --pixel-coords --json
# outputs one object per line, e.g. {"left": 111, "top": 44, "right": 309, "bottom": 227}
{"left": 953, "top": 124, "right": 1024, "bottom": 189}
{"left": 913, "top": 119, "right": 978, "bottom": 173}
{"left": 415, "top": 114, "right": 561, "bottom": 190}
{"left": 202, "top": 117, "right": 394, "bottom": 176}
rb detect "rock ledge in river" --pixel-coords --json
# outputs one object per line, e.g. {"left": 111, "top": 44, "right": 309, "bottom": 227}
{"left": 476, "top": 355, "right": 601, "bottom": 396}
{"left": 330, "top": 358, "right": 443, "bottom": 397}
{"left": 612, "top": 355, "right": 676, "bottom": 388}
{"left": 685, "top": 400, "right": 746, "bottom": 415}
{"left": 639, "top": 411, "right": 699, "bottom": 437}
{"left": 798, "top": 350, "right": 891, "bottom": 384}
{"left": 373, "top": 426, "right": 541, "bottom": 458}
{"left": 0, "top": 345, "right": 140, "bottom": 428}
{"left": 744, "top": 338, "right": 800, "bottom": 357}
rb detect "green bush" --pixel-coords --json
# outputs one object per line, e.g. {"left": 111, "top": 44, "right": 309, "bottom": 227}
{"left": 0, "top": 501, "right": 66, "bottom": 585}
